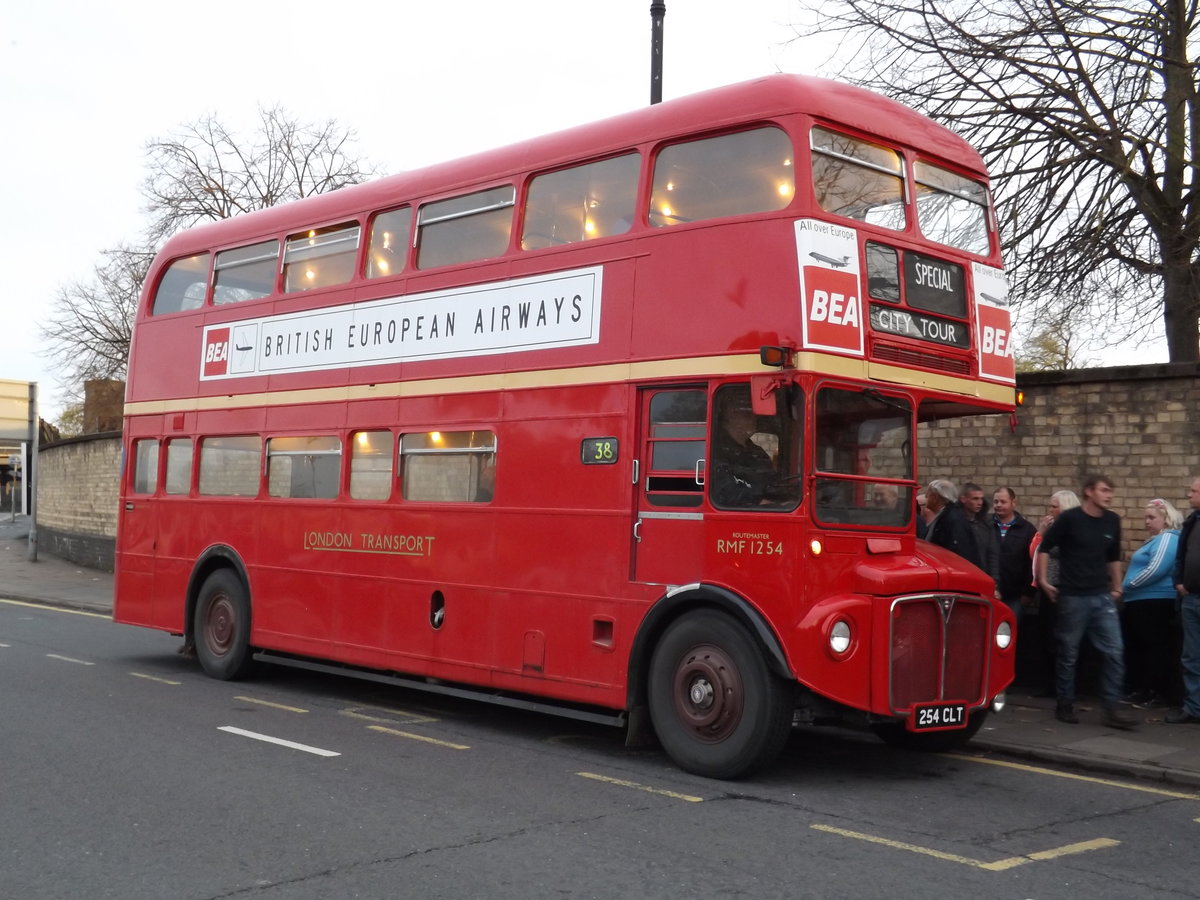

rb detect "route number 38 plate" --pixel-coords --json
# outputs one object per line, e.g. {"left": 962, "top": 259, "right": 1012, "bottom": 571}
{"left": 908, "top": 702, "right": 967, "bottom": 732}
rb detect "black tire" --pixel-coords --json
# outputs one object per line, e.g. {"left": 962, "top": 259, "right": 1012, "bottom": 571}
{"left": 871, "top": 709, "right": 988, "bottom": 752}
{"left": 193, "top": 569, "right": 254, "bottom": 681}
{"left": 648, "top": 610, "right": 793, "bottom": 779}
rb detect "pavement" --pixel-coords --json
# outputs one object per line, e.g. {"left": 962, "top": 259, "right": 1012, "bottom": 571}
{"left": 3, "top": 515, "right": 1200, "bottom": 789}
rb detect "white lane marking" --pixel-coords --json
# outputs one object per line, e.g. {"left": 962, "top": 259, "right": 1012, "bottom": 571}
{"left": 46, "top": 653, "right": 95, "bottom": 666}
{"left": 218, "top": 726, "right": 341, "bottom": 757}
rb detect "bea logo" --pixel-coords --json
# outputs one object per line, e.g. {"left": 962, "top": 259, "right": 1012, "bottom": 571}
{"left": 802, "top": 267, "right": 863, "bottom": 354}
{"left": 203, "top": 328, "right": 230, "bottom": 377}
{"left": 981, "top": 326, "right": 1012, "bottom": 357}
{"left": 977, "top": 305, "right": 1015, "bottom": 382}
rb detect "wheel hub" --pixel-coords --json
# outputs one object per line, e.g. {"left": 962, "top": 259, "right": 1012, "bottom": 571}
{"left": 671, "top": 643, "right": 744, "bottom": 742}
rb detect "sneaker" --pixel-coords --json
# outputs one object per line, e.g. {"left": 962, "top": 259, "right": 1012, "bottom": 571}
{"left": 1055, "top": 705, "right": 1079, "bottom": 724}
{"left": 1133, "top": 692, "right": 1169, "bottom": 710}
{"left": 1103, "top": 707, "right": 1138, "bottom": 730}
{"left": 1165, "top": 708, "right": 1200, "bottom": 725}
{"left": 1121, "top": 690, "right": 1149, "bottom": 706}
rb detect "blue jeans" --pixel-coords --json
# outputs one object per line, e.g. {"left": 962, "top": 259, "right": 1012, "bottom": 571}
{"left": 1054, "top": 592, "right": 1125, "bottom": 709}
{"left": 1182, "top": 594, "right": 1200, "bottom": 717}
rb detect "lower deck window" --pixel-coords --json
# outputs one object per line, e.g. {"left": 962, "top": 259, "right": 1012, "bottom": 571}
{"left": 267, "top": 436, "right": 341, "bottom": 499}
{"left": 350, "top": 431, "right": 394, "bottom": 500}
{"left": 401, "top": 430, "right": 495, "bottom": 502}
{"left": 198, "top": 436, "right": 262, "bottom": 497}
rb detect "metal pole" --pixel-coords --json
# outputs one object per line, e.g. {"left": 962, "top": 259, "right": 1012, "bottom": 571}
{"left": 650, "top": 1, "right": 666, "bottom": 105}
{"left": 27, "top": 383, "right": 38, "bottom": 562}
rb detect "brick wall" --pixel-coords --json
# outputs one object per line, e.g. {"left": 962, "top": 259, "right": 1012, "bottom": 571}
{"left": 36, "top": 432, "right": 120, "bottom": 570}
{"left": 28, "top": 362, "right": 1200, "bottom": 572}
{"left": 919, "top": 362, "right": 1200, "bottom": 558}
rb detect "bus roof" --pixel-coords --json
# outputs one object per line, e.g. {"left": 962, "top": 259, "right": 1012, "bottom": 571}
{"left": 157, "top": 73, "right": 984, "bottom": 258}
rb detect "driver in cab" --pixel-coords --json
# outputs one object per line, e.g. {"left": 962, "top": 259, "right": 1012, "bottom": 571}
{"left": 711, "top": 395, "right": 792, "bottom": 508}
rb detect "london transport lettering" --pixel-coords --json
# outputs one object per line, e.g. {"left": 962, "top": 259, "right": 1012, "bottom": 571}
{"left": 200, "top": 266, "right": 602, "bottom": 380}
{"left": 303, "top": 531, "right": 435, "bottom": 557}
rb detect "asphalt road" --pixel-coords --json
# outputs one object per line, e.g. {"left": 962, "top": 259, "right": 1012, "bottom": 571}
{"left": 3, "top": 598, "right": 1198, "bottom": 899}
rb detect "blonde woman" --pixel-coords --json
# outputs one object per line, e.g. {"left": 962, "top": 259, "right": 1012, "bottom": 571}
{"left": 1121, "top": 498, "right": 1183, "bottom": 709}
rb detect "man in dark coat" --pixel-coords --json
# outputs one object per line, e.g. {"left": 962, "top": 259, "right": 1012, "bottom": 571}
{"left": 992, "top": 486, "right": 1038, "bottom": 615}
{"left": 923, "top": 478, "right": 982, "bottom": 569}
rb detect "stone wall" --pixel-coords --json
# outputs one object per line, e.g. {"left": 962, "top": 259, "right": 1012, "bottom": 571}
{"left": 36, "top": 431, "right": 121, "bottom": 570}
{"left": 920, "top": 362, "right": 1200, "bottom": 558}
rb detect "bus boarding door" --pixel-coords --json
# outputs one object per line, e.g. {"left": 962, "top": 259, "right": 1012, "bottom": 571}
{"left": 632, "top": 386, "right": 708, "bottom": 585}
{"left": 116, "top": 437, "right": 161, "bottom": 626}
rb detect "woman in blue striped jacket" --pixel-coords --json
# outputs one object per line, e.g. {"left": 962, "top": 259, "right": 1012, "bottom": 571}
{"left": 1121, "top": 498, "right": 1183, "bottom": 709}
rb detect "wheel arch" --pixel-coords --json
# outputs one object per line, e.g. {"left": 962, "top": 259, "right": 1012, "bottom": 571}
{"left": 625, "top": 584, "right": 794, "bottom": 729}
{"left": 185, "top": 544, "right": 251, "bottom": 644}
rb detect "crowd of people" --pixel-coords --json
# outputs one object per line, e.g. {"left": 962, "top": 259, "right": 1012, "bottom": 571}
{"left": 918, "top": 474, "right": 1200, "bottom": 732}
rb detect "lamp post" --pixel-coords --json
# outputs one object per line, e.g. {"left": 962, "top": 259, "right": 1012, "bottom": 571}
{"left": 650, "top": 1, "right": 666, "bottom": 105}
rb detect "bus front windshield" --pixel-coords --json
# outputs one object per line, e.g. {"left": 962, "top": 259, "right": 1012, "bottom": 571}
{"left": 813, "top": 387, "right": 913, "bottom": 527}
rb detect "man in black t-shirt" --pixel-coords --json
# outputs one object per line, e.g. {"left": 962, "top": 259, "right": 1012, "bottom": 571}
{"left": 1037, "top": 475, "right": 1136, "bottom": 730}
{"left": 1169, "top": 476, "right": 1200, "bottom": 724}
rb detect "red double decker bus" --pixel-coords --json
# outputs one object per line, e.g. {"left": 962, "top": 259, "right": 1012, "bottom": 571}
{"left": 116, "top": 74, "right": 1017, "bottom": 778}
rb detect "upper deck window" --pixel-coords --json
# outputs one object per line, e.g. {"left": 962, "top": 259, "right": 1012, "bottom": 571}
{"left": 650, "top": 127, "right": 794, "bottom": 227}
{"left": 214, "top": 240, "right": 279, "bottom": 304}
{"left": 366, "top": 207, "right": 412, "bottom": 279}
{"left": 914, "top": 162, "right": 991, "bottom": 255}
{"left": 283, "top": 224, "right": 360, "bottom": 293}
{"left": 522, "top": 153, "right": 640, "bottom": 249}
{"left": 416, "top": 186, "right": 515, "bottom": 269}
{"left": 151, "top": 253, "right": 210, "bottom": 315}
{"left": 811, "top": 127, "right": 905, "bottom": 231}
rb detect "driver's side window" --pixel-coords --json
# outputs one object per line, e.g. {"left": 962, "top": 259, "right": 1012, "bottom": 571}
{"left": 709, "top": 383, "right": 800, "bottom": 510}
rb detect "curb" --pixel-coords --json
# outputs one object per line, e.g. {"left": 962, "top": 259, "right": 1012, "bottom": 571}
{"left": 969, "top": 735, "right": 1200, "bottom": 791}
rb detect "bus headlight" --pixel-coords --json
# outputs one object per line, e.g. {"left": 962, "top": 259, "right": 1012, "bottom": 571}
{"left": 992, "top": 692, "right": 1007, "bottom": 713}
{"left": 829, "top": 619, "right": 852, "bottom": 655}
{"left": 995, "top": 621, "right": 1013, "bottom": 650}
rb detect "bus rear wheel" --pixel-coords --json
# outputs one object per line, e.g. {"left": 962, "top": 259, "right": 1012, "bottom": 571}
{"left": 194, "top": 569, "right": 254, "bottom": 681}
{"left": 648, "top": 610, "right": 792, "bottom": 779}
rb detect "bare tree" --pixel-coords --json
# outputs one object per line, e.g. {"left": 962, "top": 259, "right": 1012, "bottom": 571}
{"left": 793, "top": 1, "right": 1200, "bottom": 362}
{"left": 43, "top": 107, "right": 373, "bottom": 407}
{"left": 141, "top": 105, "right": 375, "bottom": 244}
{"left": 1016, "top": 323, "right": 1089, "bottom": 372}
{"left": 42, "top": 244, "right": 152, "bottom": 387}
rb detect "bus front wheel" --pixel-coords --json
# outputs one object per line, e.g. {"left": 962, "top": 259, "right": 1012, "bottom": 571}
{"left": 194, "top": 569, "right": 254, "bottom": 681}
{"left": 648, "top": 610, "right": 792, "bottom": 779}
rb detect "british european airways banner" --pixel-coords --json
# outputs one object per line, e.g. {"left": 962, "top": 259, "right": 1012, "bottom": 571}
{"left": 201, "top": 266, "right": 603, "bottom": 380}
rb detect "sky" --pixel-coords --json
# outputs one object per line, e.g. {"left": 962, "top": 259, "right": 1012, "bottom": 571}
{"left": 0, "top": 1, "right": 1166, "bottom": 422}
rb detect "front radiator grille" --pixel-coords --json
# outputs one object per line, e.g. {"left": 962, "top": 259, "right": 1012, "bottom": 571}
{"left": 890, "top": 595, "right": 989, "bottom": 711}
